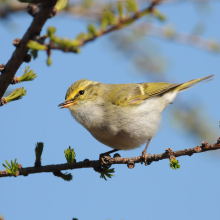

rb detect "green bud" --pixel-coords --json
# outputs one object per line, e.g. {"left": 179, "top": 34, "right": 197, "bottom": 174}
{"left": 19, "top": 66, "right": 37, "bottom": 82}
{"left": 117, "top": 1, "right": 123, "bottom": 18}
{"left": 47, "top": 57, "right": 52, "bottom": 66}
{"left": 87, "top": 23, "right": 97, "bottom": 36}
{"left": 5, "top": 87, "right": 26, "bottom": 103}
{"left": 106, "top": 11, "right": 117, "bottom": 25}
{"left": 169, "top": 158, "right": 180, "bottom": 170}
{"left": 76, "top": 32, "right": 88, "bottom": 41}
{"left": 99, "top": 167, "right": 115, "bottom": 181}
{"left": 55, "top": 0, "right": 68, "bottom": 12}
{"left": 101, "top": 16, "right": 108, "bottom": 30}
{"left": 125, "top": 0, "right": 138, "bottom": 12}
{"left": 35, "top": 142, "right": 44, "bottom": 161}
{"left": 30, "top": 49, "right": 38, "bottom": 59}
{"left": 47, "top": 26, "right": 57, "bottom": 37}
{"left": 61, "top": 172, "right": 73, "bottom": 181}
{"left": 2, "top": 159, "right": 19, "bottom": 176}
{"left": 27, "top": 40, "right": 47, "bottom": 51}
{"left": 64, "top": 147, "right": 76, "bottom": 165}
{"left": 101, "top": 10, "right": 117, "bottom": 29}
{"left": 51, "top": 35, "right": 80, "bottom": 47}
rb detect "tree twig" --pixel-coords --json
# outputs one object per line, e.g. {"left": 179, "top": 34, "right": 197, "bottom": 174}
{"left": 45, "top": 2, "right": 220, "bottom": 54}
{"left": 1, "top": 138, "right": 219, "bottom": 178}
{"left": 43, "top": 0, "right": 163, "bottom": 52}
{"left": 0, "top": 0, "right": 57, "bottom": 99}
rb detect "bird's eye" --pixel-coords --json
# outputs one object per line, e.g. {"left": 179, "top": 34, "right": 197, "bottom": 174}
{"left": 79, "top": 90, "right": 84, "bottom": 95}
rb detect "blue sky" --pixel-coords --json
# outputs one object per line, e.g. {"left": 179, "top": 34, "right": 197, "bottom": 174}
{"left": 0, "top": 1, "right": 220, "bottom": 220}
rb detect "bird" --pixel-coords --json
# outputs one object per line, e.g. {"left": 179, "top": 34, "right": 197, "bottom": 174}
{"left": 58, "top": 75, "right": 213, "bottom": 165}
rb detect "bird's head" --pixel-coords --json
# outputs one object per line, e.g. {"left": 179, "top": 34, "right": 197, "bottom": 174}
{"left": 58, "top": 79, "right": 100, "bottom": 109}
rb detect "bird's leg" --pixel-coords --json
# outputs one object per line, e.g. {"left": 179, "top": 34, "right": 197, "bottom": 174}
{"left": 141, "top": 139, "right": 151, "bottom": 166}
{"left": 99, "top": 149, "right": 119, "bottom": 167}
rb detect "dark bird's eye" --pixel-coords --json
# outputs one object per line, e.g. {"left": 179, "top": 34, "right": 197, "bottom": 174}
{"left": 79, "top": 90, "right": 84, "bottom": 95}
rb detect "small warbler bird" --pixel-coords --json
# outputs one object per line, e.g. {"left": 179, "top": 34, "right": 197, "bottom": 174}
{"left": 59, "top": 75, "right": 213, "bottom": 164}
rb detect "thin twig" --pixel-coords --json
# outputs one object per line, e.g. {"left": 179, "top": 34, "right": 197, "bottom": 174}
{"left": 46, "top": 2, "right": 219, "bottom": 54}
{"left": 1, "top": 139, "right": 219, "bottom": 178}
{"left": 45, "top": 0, "right": 163, "bottom": 52}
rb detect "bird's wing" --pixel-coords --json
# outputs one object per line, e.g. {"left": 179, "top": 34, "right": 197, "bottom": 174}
{"left": 110, "top": 82, "right": 180, "bottom": 106}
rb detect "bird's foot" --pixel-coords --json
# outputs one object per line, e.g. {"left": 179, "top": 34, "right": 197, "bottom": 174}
{"left": 99, "top": 153, "right": 112, "bottom": 168}
{"left": 141, "top": 151, "right": 152, "bottom": 166}
{"left": 141, "top": 150, "right": 148, "bottom": 166}
{"left": 99, "top": 149, "right": 119, "bottom": 167}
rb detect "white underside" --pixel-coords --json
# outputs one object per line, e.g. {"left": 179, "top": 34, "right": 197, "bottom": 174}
{"left": 69, "top": 91, "right": 178, "bottom": 150}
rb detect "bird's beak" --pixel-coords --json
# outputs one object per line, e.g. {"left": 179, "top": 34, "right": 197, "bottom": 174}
{"left": 58, "top": 100, "right": 75, "bottom": 109}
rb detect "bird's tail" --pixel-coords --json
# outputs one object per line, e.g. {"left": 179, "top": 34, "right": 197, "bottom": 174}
{"left": 175, "top": 75, "right": 214, "bottom": 92}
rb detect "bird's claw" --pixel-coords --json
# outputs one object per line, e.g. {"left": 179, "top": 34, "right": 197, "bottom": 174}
{"left": 141, "top": 151, "right": 148, "bottom": 166}
{"left": 141, "top": 152, "right": 152, "bottom": 166}
{"left": 142, "top": 153, "right": 153, "bottom": 166}
{"left": 99, "top": 154, "right": 112, "bottom": 168}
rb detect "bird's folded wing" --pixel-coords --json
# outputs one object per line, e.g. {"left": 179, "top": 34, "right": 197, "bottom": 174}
{"left": 110, "top": 82, "right": 180, "bottom": 106}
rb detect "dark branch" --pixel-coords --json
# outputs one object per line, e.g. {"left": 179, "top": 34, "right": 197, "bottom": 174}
{"left": 1, "top": 139, "right": 220, "bottom": 178}
{"left": 0, "top": 0, "right": 58, "bottom": 99}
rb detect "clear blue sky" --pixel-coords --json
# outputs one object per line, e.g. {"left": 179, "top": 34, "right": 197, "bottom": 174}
{"left": 1, "top": 1, "right": 220, "bottom": 220}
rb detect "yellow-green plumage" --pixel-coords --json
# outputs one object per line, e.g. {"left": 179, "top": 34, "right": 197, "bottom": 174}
{"left": 65, "top": 75, "right": 213, "bottom": 107}
{"left": 61, "top": 75, "right": 213, "bottom": 152}
{"left": 104, "top": 75, "right": 213, "bottom": 107}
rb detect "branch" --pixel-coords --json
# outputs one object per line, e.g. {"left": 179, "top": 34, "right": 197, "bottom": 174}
{"left": 43, "top": 2, "right": 220, "bottom": 55}
{"left": 76, "top": 3, "right": 159, "bottom": 46}
{"left": 0, "top": 0, "right": 57, "bottom": 99}
{"left": 1, "top": 139, "right": 220, "bottom": 178}
{"left": 0, "top": 0, "right": 214, "bottom": 19}
{"left": 39, "top": 0, "right": 163, "bottom": 54}
{"left": 2, "top": 1, "right": 219, "bottom": 54}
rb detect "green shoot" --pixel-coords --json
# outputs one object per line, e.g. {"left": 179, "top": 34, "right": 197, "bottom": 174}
{"left": 5, "top": 87, "right": 26, "bottom": 103}
{"left": 19, "top": 66, "right": 37, "bottom": 82}
{"left": 51, "top": 35, "right": 80, "bottom": 48}
{"left": 117, "top": 1, "right": 123, "bottom": 18}
{"left": 47, "top": 57, "right": 52, "bottom": 66}
{"left": 2, "top": 159, "right": 19, "bottom": 176}
{"left": 55, "top": 0, "right": 68, "bottom": 12}
{"left": 100, "top": 167, "right": 115, "bottom": 181}
{"left": 54, "top": 171, "right": 73, "bottom": 181}
{"left": 30, "top": 49, "right": 38, "bottom": 59}
{"left": 35, "top": 142, "right": 44, "bottom": 161}
{"left": 87, "top": 24, "right": 97, "bottom": 36}
{"left": 27, "top": 40, "right": 47, "bottom": 50}
{"left": 47, "top": 26, "right": 57, "bottom": 37}
{"left": 61, "top": 172, "right": 73, "bottom": 181}
{"left": 125, "top": 0, "right": 138, "bottom": 12}
{"left": 64, "top": 147, "right": 76, "bottom": 165}
{"left": 169, "top": 158, "right": 180, "bottom": 170}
